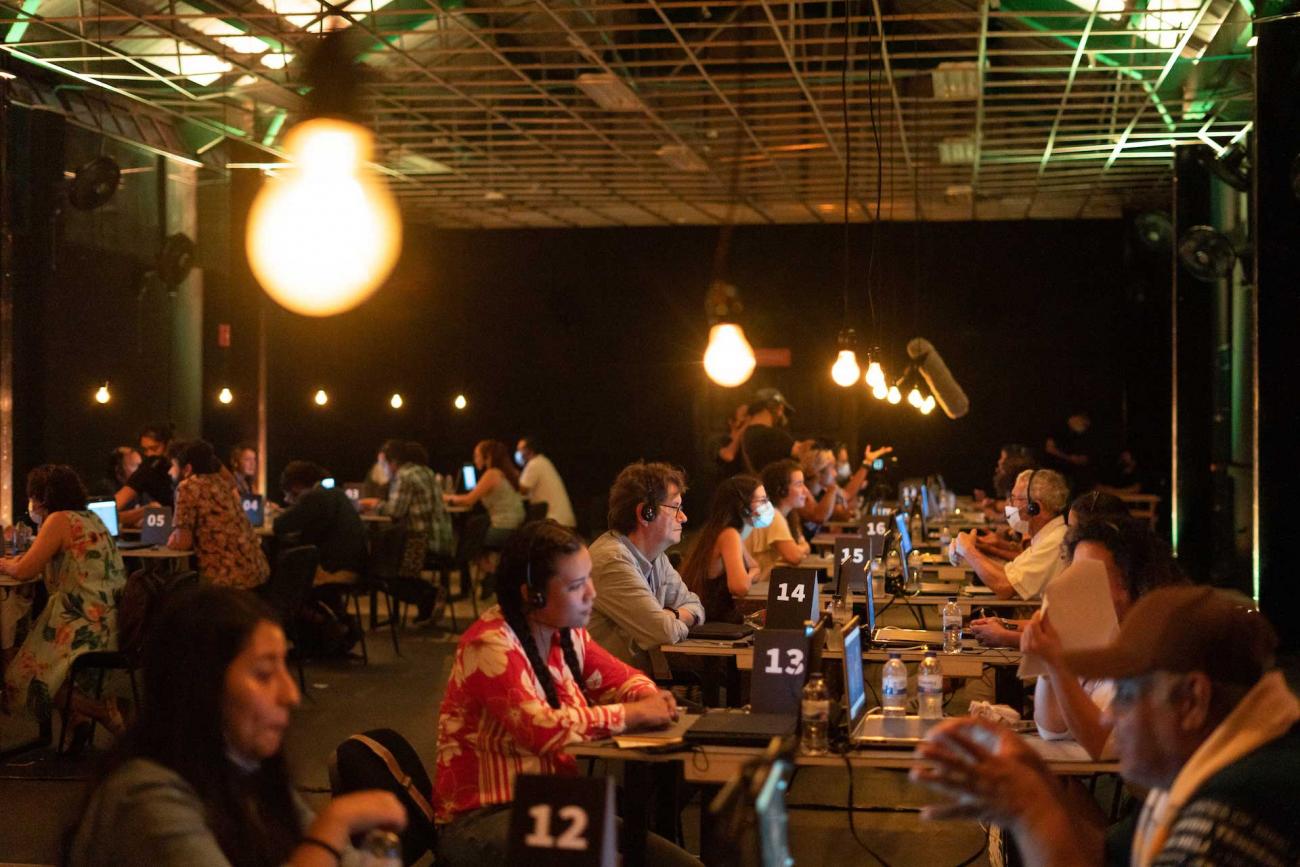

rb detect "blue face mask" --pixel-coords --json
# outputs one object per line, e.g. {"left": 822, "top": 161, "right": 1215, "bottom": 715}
{"left": 751, "top": 500, "right": 776, "bottom": 530}
{"left": 514, "top": 450, "right": 526, "bottom": 467}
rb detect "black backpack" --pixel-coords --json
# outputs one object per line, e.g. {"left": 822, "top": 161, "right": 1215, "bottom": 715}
{"left": 328, "top": 728, "right": 437, "bottom": 865}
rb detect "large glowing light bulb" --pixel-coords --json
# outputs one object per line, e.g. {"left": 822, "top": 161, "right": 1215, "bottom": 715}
{"left": 703, "top": 323, "right": 756, "bottom": 387}
{"left": 920, "top": 395, "right": 936, "bottom": 415}
{"left": 865, "top": 360, "right": 885, "bottom": 390}
{"left": 313, "top": 389, "right": 329, "bottom": 406}
{"left": 94, "top": 384, "right": 111, "bottom": 404}
{"left": 218, "top": 387, "right": 234, "bottom": 405}
{"left": 453, "top": 393, "right": 468, "bottom": 411}
{"left": 390, "top": 393, "right": 404, "bottom": 409}
{"left": 907, "top": 386, "right": 923, "bottom": 408}
{"left": 831, "top": 350, "right": 861, "bottom": 387}
{"left": 246, "top": 118, "right": 402, "bottom": 317}
{"left": 887, "top": 385, "right": 902, "bottom": 404}
{"left": 871, "top": 382, "right": 889, "bottom": 400}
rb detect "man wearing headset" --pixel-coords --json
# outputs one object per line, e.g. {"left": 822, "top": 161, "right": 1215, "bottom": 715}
{"left": 587, "top": 462, "right": 705, "bottom": 673}
{"left": 954, "top": 468, "right": 1070, "bottom": 602}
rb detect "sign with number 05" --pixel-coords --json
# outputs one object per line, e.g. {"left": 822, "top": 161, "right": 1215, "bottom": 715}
{"left": 765, "top": 566, "right": 820, "bottom": 629}
{"left": 140, "top": 506, "right": 173, "bottom": 546}
{"left": 508, "top": 774, "right": 615, "bottom": 866}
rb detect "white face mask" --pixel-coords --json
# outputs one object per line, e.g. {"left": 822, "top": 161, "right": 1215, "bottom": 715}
{"left": 27, "top": 500, "right": 45, "bottom": 526}
{"left": 836, "top": 462, "right": 852, "bottom": 480}
{"left": 751, "top": 500, "right": 776, "bottom": 530}
{"left": 514, "top": 450, "right": 526, "bottom": 467}
{"left": 1004, "top": 504, "right": 1029, "bottom": 534}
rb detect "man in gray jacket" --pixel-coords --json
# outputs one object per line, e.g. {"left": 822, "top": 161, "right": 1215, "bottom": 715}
{"left": 588, "top": 461, "right": 705, "bottom": 672}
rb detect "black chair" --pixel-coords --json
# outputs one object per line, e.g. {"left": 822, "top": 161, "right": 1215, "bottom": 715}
{"left": 456, "top": 514, "right": 492, "bottom": 617}
{"left": 260, "top": 545, "right": 320, "bottom": 692}
{"left": 57, "top": 569, "right": 200, "bottom": 755}
{"left": 329, "top": 728, "right": 437, "bottom": 865}
{"left": 524, "top": 500, "right": 549, "bottom": 523}
{"left": 363, "top": 524, "right": 412, "bottom": 655}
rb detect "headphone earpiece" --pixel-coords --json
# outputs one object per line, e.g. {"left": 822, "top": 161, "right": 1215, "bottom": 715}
{"left": 524, "top": 539, "right": 547, "bottom": 607}
{"left": 641, "top": 503, "right": 658, "bottom": 523}
{"left": 1025, "top": 468, "right": 1041, "bottom": 517}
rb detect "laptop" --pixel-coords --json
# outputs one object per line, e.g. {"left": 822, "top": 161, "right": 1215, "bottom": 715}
{"left": 867, "top": 522, "right": 950, "bottom": 646}
{"left": 841, "top": 620, "right": 941, "bottom": 747}
{"left": 460, "top": 463, "right": 478, "bottom": 492}
{"left": 87, "top": 499, "right": 152, "bottom": 549}
{"left": 685, "top": 710, "right": 797, "bottom": 747}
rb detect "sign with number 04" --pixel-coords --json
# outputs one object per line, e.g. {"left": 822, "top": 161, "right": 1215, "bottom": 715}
{"left": 508, "top": 775, "right": 615, "bottom": 866}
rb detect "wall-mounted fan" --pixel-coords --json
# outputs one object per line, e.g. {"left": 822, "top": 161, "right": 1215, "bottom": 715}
{"left": 68, "top": 156, "right": 121, "bottom": 210}
{"left": 157, "top": 233, "right": 196, "bottom": 289}
{"left": 1133, "top": 211, "right": 1174, "bottom": 253}
{"left": 1177, "top": 225, "right": 1238, "bottom": 281}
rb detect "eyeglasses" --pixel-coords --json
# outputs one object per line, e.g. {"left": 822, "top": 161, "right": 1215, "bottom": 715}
{"left": 1006, "top": 494, "right": 1029, "bottom": 505}
{"left": 657, "top": 502, "right": 685, "bottom": 519}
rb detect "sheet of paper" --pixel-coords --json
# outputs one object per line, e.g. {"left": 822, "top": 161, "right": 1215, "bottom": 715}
{"left": 1017, "top": 559, "right": 1118, "bottom": 679}
{"left": 612, "top": 713, "right": 696, "bottom": 749}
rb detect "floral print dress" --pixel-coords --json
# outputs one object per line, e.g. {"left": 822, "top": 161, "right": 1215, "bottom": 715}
{"left": 5, "top": 511, "right": 127, "bottom": 720}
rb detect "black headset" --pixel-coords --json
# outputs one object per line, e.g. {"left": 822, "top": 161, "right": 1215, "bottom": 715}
{"left": 641, "top": 502, "right": 658, "bottom": 523}
{"left": 523, "top": 532, "right": 547, "bottom": 608}
{"left": 1024, "top": 468, "right": 1041, "bottom": 517}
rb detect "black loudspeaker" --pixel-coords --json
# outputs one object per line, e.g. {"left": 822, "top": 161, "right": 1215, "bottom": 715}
{"left": 1255, "top": 17, "right": 1300, "bottom": 647}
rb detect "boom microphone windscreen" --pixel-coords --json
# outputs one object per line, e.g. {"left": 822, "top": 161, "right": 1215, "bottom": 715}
{"left": 907, "top": 338, "right": 969, "bottom": 419}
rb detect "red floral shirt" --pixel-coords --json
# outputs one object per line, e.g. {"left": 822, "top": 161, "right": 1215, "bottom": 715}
{"left": 433, "top": 606, "right": 657, "bottom": 823}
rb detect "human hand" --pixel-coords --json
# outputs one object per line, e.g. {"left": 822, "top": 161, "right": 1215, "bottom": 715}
{"left": 624, "top": 693, "right": 677, "bottom": 730}
{"left": 911, "top": 718, "right": 1059, "bottom": 825}
{"left": 1020, "top": 611, "right": 1064, "bottom": 670}
{"left": 313, "top": 791, "right": 407, "bottom": 847}
{"left": 864, "top": 444, "right": 894, "bottom": 464}
{"left": 954, "top": 530, "right": 978, "bottom": 558}
{"left": 968, "top": 618, "right": 1020, "bottom": 648}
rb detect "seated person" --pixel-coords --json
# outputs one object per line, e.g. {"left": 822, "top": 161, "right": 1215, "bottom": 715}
{"left": 93, "top": 446, "right": 141, "bottom": 501}
{"left": 168, "top": 440, "right": 269, "bottom": 589}
{"left": 228, "top": 441, "right": 259, "bottom": 499}
{"left": 445, "top": 440, "right": 525, "bottom": 547}
{"left": 68, "top": 585, "right": 406, "bottom": 866}
{"left": 515, "top": 436, "right": 576, "bottom": 528}
{"left": 274, "top": 461, "right": 367, "bottom": 586}
{"left": 587, "top": 462, "right": 704, "bottom": 672}
{"left": 680, "top": 476, "right": 766, "bottom": 624}
{"left": 956, "top": 468, "right": 1069, "bottom": 605}
{"left": 973, "top": 443, "right": 1035, "bottom": 520}
{"left": 0, "top": 465, "right": 126, "bottom": 732}
{"left": 746, "top": 459, "right": 811, "bottom": 579}
{"left": 433, "top": 521, "right": 699, "bottom": 867}
{"left": 795, "top": 444, "right": 891, "bottom": 532}
{"left": 912, "top": 585, "right": 1300, "bottom": 866}
{"left": 1022, "top": 517, "right": 1183, "bottom": 759}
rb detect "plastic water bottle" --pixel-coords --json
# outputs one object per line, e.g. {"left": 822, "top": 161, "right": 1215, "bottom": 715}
{"left": 362, "top": 829, "right": 402, "bottom": 867}
{"left": 942, "top": 597, "right": 963, "bottom": 655}
{"left": 828, "top": 595, "right": 851, "bottom": 651}
{"left": 906, "top": 549, "right": 923, "bottom": 592}
{"left": 881, "top": 653, "right": 908, "bottom": 717}
{"left": 939, "top": 525, "right": 952, "bottom": 549}
{"left": 918, "top": 651, "right": 943, "bottom": 719}
{"left": 801, "top": 673, "right": 831, "bottom": 755}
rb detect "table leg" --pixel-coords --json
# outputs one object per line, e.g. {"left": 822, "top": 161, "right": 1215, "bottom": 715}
{"left": 620, "top": 761, "right": 653, "bottom": 867}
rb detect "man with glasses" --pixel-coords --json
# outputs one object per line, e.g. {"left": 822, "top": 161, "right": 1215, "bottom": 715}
{"left": 954, "top": 468, "right": 1070, "bottom": 602}
{"left": 911, "top": 585, "right": 1300, "bottom": 866}
{"left": 588, "top": 461, "right": 705, "bottom": 672}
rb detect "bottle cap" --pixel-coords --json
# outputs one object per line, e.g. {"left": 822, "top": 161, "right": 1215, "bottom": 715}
{"left": 924, "top": 649, "right": 936, "bottom": 657}
{"left": 888, "top": 651, "right": 901, "bottom": 659}
{"left": 947, "top": 596, "right": 956, "bottom": 602}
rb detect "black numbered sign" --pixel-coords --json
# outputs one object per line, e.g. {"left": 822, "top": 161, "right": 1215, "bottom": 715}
{"left": 751, "top": 627, "right": 813, "bottom": 715}
{"left": 766, "top": 566, "right": 820, "bottom": 629}
{"left": 241, "top": 494, "right": 264, "bottom": 527}
{"left": 508, "top": 774, "right": 615, "bottom": 867}
{"left": 859, "top": 518, "right": 889, "bottom": 560}
{"left": 140, "top": 506, "right": 173, "bottom": 546}
{"left": 343, "top": 483, "right": 364, "bottom": 510}
{"left": 835, "top": 535, "right": 874, "bottom": 593}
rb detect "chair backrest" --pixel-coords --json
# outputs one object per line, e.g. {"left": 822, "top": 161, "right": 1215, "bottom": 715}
{"left": 1118, "top": 493, "right": 1161, "bottom": 530}
{"left": 263, "top": 545, "right": 319, "bottom": 622}
{"left": 525, "top": 500, "right": 549, "bottom": 523}
{"left": 366, "top": 524, "right": 410, "bottom": 581}
{"left": 329, "top": 728, "right": 437, "bottom": 865}
{"left": 116, "top": 568, "right": 201, "bottom": 659}
{"left": 455, "top": 513, "right": 491, "bottom": 562}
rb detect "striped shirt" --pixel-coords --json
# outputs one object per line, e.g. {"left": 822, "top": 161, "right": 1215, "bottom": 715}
{"left": 376, "top": 463, "right": 453, "bottom": 571}
{"left": 433, "top": 606, "right": 657, "bottom": 823}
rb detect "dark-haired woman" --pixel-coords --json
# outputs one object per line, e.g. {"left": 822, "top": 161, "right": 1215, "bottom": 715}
{"left": 168, "top": 440, "right": 269, "bottom": 589}
{"left": 434, "top": 521, "right": 699, "bottom": 866}
{"left": 446, "top": 439, "right": 525, "bottom": 546}
{"left": 0, "top": 465, "right": 125, "bottom": 731}
{"left": 69, "top": 585, "right": 406, "bottom": 866}
{"left": 229, "top": 442, "right": 259, "bottom": 499}
{"left": 747, "top": 460, "right": 811, "bottom": 580}
{"left": 679, "top": 476, "right": 770, "bottom": 624}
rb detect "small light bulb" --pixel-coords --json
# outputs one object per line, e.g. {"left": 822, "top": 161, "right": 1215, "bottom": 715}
{"left": 703, "top": 323, "right": 757, "bottom": 387}
{"left": 907, "top": 387, "right": 923, "bottom": 408}
{"left": 887, "top": 385, "right": 902, "bottom": 404}
{"left": 314, "top": 389, "right": 329, "bottom": 406}
{"left": 831, "top": 350, "right": 861, "bottom": 387}
{"left": 389, "top": 393, "right": 403, "bottom": 409}
{"left": 218, "top": 387, "right": 234, "bottom": 405}
{"left": 94, "top": 384, "right": 111, "bottom": 404}
{"left": 920, "top": 395, "right": 937, "bottom": 415}
{"left": 865, "top": 361, "right": 885, "bottom": 390}
{"left": 453, "top": 393, "right": 467, "bottom": 410}
{"left": 871, "top": 382, "right": 889, "bottom": 400}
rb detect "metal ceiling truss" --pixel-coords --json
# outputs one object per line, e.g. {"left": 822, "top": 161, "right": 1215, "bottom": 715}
{"left": 1, "top": 0, "right": 1255, "bottom": 227}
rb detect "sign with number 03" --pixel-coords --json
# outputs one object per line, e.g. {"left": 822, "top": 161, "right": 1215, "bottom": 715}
{"left": 508, "top": 774, "right": 615, "bottom": 866}
{"left": 765, "top": 566, "right": 820, "bottom": 629}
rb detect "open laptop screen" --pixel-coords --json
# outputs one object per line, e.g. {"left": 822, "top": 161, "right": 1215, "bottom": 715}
{"left": 87, "top": 500, "right": 118, "bottom": 537}
{"left": 754, "top": 756, "right": 794, "bottom": 867}
{"left": 842, "top": 617, "right": 866, "bottom": 725}
{"left": 460, "top": 463, "right": 478, "bottom": 491}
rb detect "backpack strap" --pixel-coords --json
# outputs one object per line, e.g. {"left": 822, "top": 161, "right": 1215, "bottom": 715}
{"left": 349, "top": 734, "right": 436, "bottom": 824}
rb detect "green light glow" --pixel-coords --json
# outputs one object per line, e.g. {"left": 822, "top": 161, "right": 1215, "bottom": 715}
{"left": 261, "top": 110, "right": 287, "bottom": 146}
{"left": 4, "top": 0, "right": 43, "bottom": 44}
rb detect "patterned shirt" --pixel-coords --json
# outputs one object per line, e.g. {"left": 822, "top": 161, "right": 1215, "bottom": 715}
{"left": 433, "top": 606, "right": 658, "bottom": 823}
{"left": 173, "top": 473, "right": 269, "bottom": 589}
{"left": 376, "top": 463, "right": 453, "bottom": 571}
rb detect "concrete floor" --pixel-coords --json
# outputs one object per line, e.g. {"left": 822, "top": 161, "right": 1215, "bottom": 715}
{"left": 0, "top": 594, "right": 1002, "bottom": 866}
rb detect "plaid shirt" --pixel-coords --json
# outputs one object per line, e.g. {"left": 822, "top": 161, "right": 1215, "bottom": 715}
{"left": 376, "top": 463, "right": 453, "bottom": 572}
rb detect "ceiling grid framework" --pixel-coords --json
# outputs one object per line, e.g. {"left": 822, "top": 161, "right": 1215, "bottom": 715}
{"left": 0, "top": 0, "right": 1255, "bottom": 227}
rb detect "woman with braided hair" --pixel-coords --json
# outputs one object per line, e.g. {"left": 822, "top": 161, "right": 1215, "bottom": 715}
{"left": 434, "top": 520, "right": 701, "bottom": 866}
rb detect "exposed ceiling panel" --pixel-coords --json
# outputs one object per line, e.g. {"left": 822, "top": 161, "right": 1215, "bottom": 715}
{"left": 1, "top": 0, "right": 1255, "bottom": 227}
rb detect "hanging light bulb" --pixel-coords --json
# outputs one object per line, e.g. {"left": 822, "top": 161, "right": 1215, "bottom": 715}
{"left": 830, "top": 328, "right": 861, "bottom": 387}
{"left": 94, "top": 383, "right": 111, "bottom": 404}
{"left": 703, "top": 323, "right": 757, "bottom": 387}
{"left": 871, "top": 382, "right": 889, "bottom": 400}
{"left": 218, "top": 387, "right": 234, "bottom": 405}
{"left": 389, "top": 393, "right": 404, "bottom": 409}
{"left": 920, "top": 395, "right": 936, "bottom": 415}
{"left": 865, "top": 359, "right": 886, "bottom": 390}
{"left": 887, "top": 385, "right": 902, "bottom": 404}
{"left": 907, "top": 386, "right": 923, "bottom": 408}
{"left": 313, "top": 388, "right": 329, "bottom": 406}
{"left": 453, "top": 393, "right": 468, "bottom": 411}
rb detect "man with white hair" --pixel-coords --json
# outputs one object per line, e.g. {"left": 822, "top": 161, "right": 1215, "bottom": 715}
{"left": 955, "top": 468, "right": 1069, "bottom": 601}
